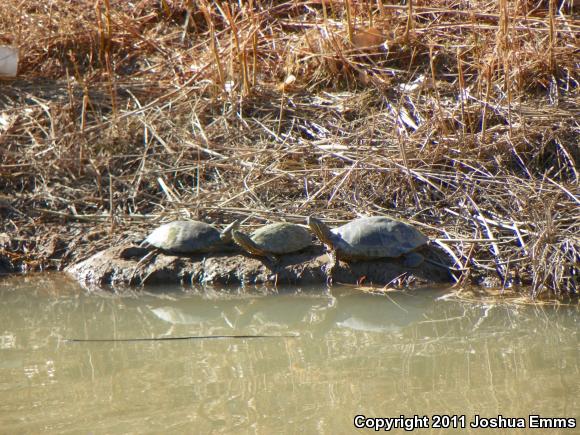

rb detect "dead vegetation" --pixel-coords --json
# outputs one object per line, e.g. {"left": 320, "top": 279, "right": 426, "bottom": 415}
{"left": 0, "top": 0, "right": 578, "bottom": 296}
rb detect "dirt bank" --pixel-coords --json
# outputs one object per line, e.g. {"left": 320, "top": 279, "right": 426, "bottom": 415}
{"left": 66, "top": 243, "right": 453, "bottom": 289}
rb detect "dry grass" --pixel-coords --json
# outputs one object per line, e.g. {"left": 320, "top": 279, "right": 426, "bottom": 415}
{"left": 0, "top": 0, "right": 578, "bottom": 296}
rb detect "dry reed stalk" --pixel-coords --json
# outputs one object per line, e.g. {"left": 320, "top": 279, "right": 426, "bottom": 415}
{"left": 345, "top": 0, "right": 353, "bottom": 43}
{"left": 200, "top": 1, "right": 224, "bottom": 90}
{"left": 456, "top": 48, "right": 467, "bottom": 141}
{"left": 95, "top": 0, "right": 117, "bottom": 118}
{"left": 405, "top": 0, "right": 413, "bottom": 40}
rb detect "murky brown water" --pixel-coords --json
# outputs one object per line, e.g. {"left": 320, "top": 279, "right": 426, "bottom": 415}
{"left": 0, "top": 274, "right": 578, "bottom": 434}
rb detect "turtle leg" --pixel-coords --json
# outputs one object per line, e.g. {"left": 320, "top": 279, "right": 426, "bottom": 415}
{"left": 324, "top": 249, "right": 339, "bottom": 285}
{"left": 129, "top": 248, "right": 158, "bottom": 285}
{"left": 402, "top": 252, "right": 424, "bottom": 268}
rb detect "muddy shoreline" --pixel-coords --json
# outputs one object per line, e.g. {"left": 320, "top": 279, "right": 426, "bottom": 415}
{"left": 64, "top": 242, "right": 453, "bottom": 290}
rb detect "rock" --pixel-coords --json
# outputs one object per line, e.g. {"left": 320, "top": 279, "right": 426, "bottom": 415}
{"left": 66, "top": 242, "right": 454, "bottom": 290}
{"left": 0, "top": 256, "right": 13, "bottom": 275}
{"left": 118, "top": 245, "right": 149, "bottom": 259}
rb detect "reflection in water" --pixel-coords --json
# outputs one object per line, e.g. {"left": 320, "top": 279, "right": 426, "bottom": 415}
{"left": 0, "top": 275, "right": 578, "bottom": 433}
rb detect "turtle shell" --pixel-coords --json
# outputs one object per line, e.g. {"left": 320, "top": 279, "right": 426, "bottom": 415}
{"left": 332, "top": 216, "right": 428, "bottom": 260}
{"left": 144, "top": 220, "right": 223, "bottom": 254}
{"left": 250, "top": 222, "right": 312, "bottom": 254}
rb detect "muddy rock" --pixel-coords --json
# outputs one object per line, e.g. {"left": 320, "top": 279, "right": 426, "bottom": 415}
{"left": 66, "top": 242, "right": 454, "bottom": 290}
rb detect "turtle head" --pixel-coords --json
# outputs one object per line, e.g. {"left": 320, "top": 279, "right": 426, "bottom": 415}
{"left": 232, "top": 229, "right": 277, "bottom": 263}
{"left": 220, "top": 220, "right": 240, "bottom": 243}
{"left": 307, "top": 216, "right": 336, "bottom": 248}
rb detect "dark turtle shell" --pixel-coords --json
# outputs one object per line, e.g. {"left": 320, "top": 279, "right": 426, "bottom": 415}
{"left": 249, "top": 222, "right": 312, "bottom": 254}
{"left": 143, "top": 221, "right": 230, "bottom": 254}
{"left": 331, "top": 216, "right": 428, "bottom": 260}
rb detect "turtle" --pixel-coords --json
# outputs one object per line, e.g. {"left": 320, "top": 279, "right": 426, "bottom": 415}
{"left": 307, "top": 216, "right": 428, "bottom": 268}
{"left": 232, "top": 222, "right": 313, "bottom": 262}
{"left": 141, "top": 220, "right": 239, "bottom": 254}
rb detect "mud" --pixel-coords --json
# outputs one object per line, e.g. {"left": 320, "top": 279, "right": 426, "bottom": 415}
{"left": 66, "top": 243, "right": 454, "bottom": 290}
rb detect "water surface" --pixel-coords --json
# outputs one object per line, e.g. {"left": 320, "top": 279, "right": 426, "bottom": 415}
{"left": 1, "top": 274, "right": 578, "bottom": 433}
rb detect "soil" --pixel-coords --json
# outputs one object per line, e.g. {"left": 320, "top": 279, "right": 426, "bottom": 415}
{"left": 66, "top": 243, "right": 454, "bottom": 290}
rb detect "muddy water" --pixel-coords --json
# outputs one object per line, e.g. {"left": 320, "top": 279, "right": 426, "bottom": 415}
{"left": 0, "top": 274, "right": 578, "bottom": 434}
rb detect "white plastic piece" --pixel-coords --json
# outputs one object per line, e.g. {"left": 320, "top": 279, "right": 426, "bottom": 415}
{"left": 0, "top": 46, "right": 19, "bottom": 77}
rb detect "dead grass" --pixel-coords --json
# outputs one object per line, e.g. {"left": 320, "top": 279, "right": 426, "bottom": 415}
{"left": 0, "top": 0, "right": 578, "bottom": 296}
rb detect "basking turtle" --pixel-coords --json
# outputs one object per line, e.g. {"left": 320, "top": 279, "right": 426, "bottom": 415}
{"left": 141, "top": 220, "right": 239, "bottom": 254}
{"left": 232, "top": 222, "right": 313, "bottom": 262}
{"left": 307, "top": 216, "right": 428, "bottom": 268}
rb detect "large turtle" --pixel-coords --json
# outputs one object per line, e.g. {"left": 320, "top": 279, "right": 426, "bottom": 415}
{"left": 141, "top": 220, "right": 239, "bottom": 254}
{"left": 232, "top": 222, "right": 313, "bottom": 262}
{"left": 307, "top": 216, "right": 428, "bottom": 268}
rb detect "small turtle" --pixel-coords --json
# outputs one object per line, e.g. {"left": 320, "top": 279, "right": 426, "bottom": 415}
{"left": 141, "top": 220, "right": 239, "bottom": 254}
{"left": 232, "top": 222, "right": 313, "bottom": 262}
{"left": 307, "top": 216, "right": 428, "bottom": 268}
